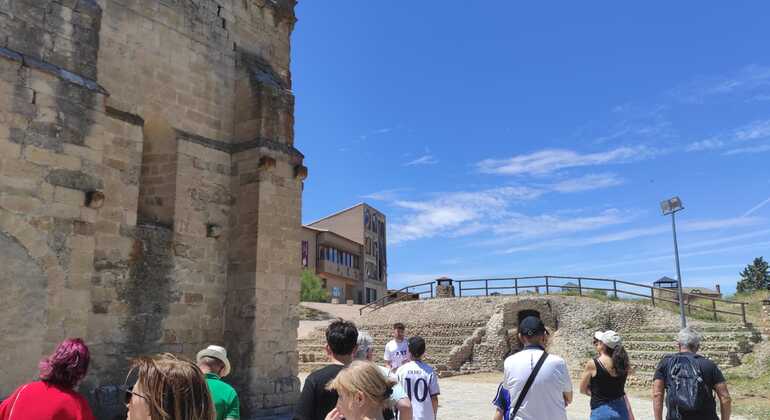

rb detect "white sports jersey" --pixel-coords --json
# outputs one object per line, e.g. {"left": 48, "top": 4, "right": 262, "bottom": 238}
{"left": 396, "top": 360, "right": 440, "bottom": 420}
{"left": 384, "top": 339, "right": 409, "bottom": 370}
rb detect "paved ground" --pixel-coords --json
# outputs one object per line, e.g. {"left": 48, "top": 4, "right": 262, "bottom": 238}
{"left": 299, "top": 371, "right": 750, "bottom": 419}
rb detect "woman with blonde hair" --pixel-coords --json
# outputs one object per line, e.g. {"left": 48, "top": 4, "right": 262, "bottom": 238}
{"left": 325, "top": 360, "right": 396, "bottom": 420}
{"left": 124, "top": 353, "right": 216, "bottom": 420}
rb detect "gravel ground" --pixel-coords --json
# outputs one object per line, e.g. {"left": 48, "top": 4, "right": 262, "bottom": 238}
{"left": 300, "top": 372, "right": 751, "bottom": 419}
{"left": 437, "top": 373, "right": 750, "bottom": 420}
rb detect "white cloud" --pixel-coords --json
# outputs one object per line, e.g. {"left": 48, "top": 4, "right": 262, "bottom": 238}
{"left": 670, "top": 65, "right": 770, "bottom": 104}
{"left": 389, "top": 186, "right": 543, "bottom": 243}
{"left": 477, "top": 146, "right": 656, "bottom": 176}
{"left": 404, "top": 155, "right": 439, "bottom": 166}
{"left": 724, "top": 144, "right": 770, "bottom": 155}
{"left": 501, "top": 216, "right": 763, "bottom": 254}
{"left": 361, "top": 188, "right": 411, "bottom": 201}
{"left": 686, "top": 138, "right": 724, "bottom": 152}
{"left": 744, "top": 197, "right": 770, "bottom": 217}
{"left": 548, "top": 173, "right": 624, "bottom": 193}
{"left": 687, "top": 119, "right": 770, "bottom": 153}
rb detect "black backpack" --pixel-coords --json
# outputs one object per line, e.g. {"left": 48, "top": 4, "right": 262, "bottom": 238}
{"left": 665, "top": 354, "right": 707, "bottom": 419}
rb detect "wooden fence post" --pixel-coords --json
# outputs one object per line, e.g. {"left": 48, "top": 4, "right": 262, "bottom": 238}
{"left": 515, "top": 278, "right": 519, "bottom": 296}
{"left": 650, "top": 287, "right": 655, "bottom": 307}
{"left": 578, "top": 278, "right": 583, "bottom": 296}
{"left": 545, "top": 276, "right": 550, "bottom": 295}
{"left": 741, "top": 303, "right": 747, "bottom": 325}
{"left": 485, "top": 279, "right": 489, "bottom": 296}
{"left": 613, "top": 280, "right": 618, "bottom": 299}
{"left": 712, "top": 299, "right": 717, "bottom": 321}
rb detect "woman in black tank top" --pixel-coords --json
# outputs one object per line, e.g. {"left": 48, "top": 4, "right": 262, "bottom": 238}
{"left": 579, "top": 330, "right": 636, "bottom": 420}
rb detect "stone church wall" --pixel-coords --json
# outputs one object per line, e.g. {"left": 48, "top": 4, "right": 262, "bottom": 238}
{"left": 0, "top": 1, "right": 303, "bottom": 417}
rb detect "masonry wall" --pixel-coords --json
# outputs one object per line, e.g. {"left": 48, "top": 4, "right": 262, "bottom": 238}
{"left": 0, "top": 1, "right": 304, "bottom": 418}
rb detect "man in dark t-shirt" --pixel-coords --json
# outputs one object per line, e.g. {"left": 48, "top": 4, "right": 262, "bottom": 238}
{"left": 652, "top": 327, "right": 732, "bottom": 420}
{"left": 294, "top": 319, "right": 358, "bottom": 420}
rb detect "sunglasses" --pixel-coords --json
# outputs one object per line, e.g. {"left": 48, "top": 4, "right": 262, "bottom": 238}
{"left": 120, "top": 385, "right": 148, "bottom": 405}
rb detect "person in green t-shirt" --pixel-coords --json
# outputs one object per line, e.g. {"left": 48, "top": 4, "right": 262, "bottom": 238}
{"left": 197, "top": 345, "right": 240, "bottom": 420}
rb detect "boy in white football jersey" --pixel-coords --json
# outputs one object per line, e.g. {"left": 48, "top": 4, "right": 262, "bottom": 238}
{"left": 396, "top": 336, "right": 439, "bottom": 420}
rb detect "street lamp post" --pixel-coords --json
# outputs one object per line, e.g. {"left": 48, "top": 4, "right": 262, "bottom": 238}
{"left": 661, "top": 196, "right": 687, "bottom": 328}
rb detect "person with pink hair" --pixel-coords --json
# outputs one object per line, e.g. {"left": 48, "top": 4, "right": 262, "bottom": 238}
{"left": 0, "top": 338, "right": 96, "bottom": 420}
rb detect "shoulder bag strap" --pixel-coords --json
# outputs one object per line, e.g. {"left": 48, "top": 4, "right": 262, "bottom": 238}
{"left": 511, "top": 351, "right": 549, "bottom": 418}
{"left": 7, "top": 384, "right": 29, "bottom": 420}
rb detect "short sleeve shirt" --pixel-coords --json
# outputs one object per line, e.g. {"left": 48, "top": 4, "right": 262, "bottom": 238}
{"left": 0, "top": 381, "right": 96, "bottom": 420}
{"left": 205, "top": 373, "right": 240, "bottom": 420}
{"left": 294, "top": 364, "right": 344, "bottom": 420}
{"left": 503, "top": 346, "right": 572, "bottom": 420}
{"left": 653, "top": 353, "right": 726, "bottom": 420}
{"left": 384, "top": 339, "right": 410, "bottom": 370}
{"left": 492, "top": 383, "right": 511, "bottom": 420}
{"left": 396, "top": 360, "right": 440, "bottom": 420}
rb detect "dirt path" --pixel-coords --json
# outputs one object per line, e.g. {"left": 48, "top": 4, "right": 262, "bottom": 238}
{"left": 298, "top": 302, "right": 364, "bottom": 338}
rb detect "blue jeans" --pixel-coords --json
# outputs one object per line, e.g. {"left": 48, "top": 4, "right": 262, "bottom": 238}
{"left": 590, "top": 396, "right": 630, "bottom": 420}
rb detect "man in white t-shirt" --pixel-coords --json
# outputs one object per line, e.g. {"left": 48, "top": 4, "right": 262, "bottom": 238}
{"left": 396, "top": 336, "right": 439, "bottom": 420}
{"left": 503, "top": 316, "right": 573, "bottom": 420}
{"left": 384, "top": 322, "right": 409, "bottom": 372}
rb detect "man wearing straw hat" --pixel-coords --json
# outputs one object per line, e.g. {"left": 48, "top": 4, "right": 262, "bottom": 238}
{"left": 197, "top": 345, "right": 240, "bottom": 420}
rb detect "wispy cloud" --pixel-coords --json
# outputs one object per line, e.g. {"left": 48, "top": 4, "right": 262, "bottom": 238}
{"left": 687, "top": 119, "right": 770, "bottom": 153}
{"left": 724, "top": 144, "right": 770, "bottom": 155}
{"left": 389, "top": 186, "right": 544, "bottom": 243}
{"left": 361, "top": 188, "right": 411, "bottom": 201}
{"left": 359, "top": 127, "right": 395, "bottom": 141}
{"left": 477, "top": 146, "right": 657, "bottom": 176}
{"left": 404, "top": 154, "right": 439, "bottom": 166}
{"left": 548, "top": 173, "right": 624, "bottom": 193}
{"left": 500, "top": 216, "right": 763, "bottom": 254}
{"left": 669, "top": 64, "right": 770, "bottom": 104}
{"left": 744, "top": 196, "right": 770, "bottom": 217}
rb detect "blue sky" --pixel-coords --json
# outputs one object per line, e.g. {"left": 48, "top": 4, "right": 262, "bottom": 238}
{"left": 292, "top": 2, "right": 770, "bottom": 294}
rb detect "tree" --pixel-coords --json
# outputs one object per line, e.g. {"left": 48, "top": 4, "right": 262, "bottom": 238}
{"left": 736, "top": 257, "right": 769, "bottom": 293}
{"left": 301, "top": 269, "right": 329, "bottom": 302}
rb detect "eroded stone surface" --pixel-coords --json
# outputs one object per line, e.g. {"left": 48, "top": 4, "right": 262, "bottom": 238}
{"left": 0, "top": 1, "right": 303, "bottom": 417}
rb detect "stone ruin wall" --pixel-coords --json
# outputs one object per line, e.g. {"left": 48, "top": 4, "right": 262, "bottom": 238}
{"left": 360, "top": 296, "right": 686, "bottom": 374}
{"left": 0, "top": 0, "right": 303, "bottom": 417}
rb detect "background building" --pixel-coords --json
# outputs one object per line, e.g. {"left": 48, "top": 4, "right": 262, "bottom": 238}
{"left": 302, "top": 203, "right": 387, "bottom": 304}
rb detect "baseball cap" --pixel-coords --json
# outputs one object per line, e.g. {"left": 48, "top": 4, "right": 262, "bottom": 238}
{"left": 594, "top": 330, "right": 622, "bottom": 349}
{"left": 519, "top": 316, "right": 548, "bottom": 336}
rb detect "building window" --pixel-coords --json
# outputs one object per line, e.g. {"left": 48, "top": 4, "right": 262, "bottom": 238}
{"left": 332, "top": 287, "right": 342, "bottom": 298}
{"left": 301, "top": 241, "right": 308, "bottom": 267}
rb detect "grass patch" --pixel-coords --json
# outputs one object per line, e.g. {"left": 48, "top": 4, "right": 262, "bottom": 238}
{"left": 726, "top": 368, "right": 770, "bottom": 419}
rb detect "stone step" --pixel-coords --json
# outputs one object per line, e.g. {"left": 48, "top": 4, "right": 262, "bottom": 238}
{"left": 628, "top": 323, "right": 753, "bottom": 333}
{"left": 298, "top": 343, "right": 460, "bottom": 354}
{"left": 623, "top": 340, "right": 748, "bottom": 353}
{"left": 298, "top": 335, "right": 475, "bottom": 348}
{"left": 299, "top": 352, "right": 455, "bottom": 367}
{"left": 622, "top": 331, "right": 759, "bottom": 343}
{"left": 299, "top": 360, "right": 452, "bottom": 374}
{"left": 626, "top": 350, "right": 739, "bottom": 367}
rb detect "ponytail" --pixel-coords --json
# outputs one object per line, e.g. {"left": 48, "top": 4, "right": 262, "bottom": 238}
{"left": 608, "top": 345, "right": 630, "bottom": 377}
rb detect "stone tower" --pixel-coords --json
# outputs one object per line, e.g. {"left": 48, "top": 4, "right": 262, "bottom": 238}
{"left": 0, "top": 0, "right": 304, "bottom": 417}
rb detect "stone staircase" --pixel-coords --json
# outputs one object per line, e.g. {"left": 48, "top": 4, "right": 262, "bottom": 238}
{"left": 297, "top": 321, "right": 487, "bottom": 376}
{"left": 623, "top": 323, "right": 762, "bottom": 386}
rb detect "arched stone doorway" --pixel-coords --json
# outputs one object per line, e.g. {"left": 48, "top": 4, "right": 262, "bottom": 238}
{"left": 517, "top": 309, "right": 541, "bottom": 325}
{"left": 0, "top": 231, "right": 48, "bottom": 397}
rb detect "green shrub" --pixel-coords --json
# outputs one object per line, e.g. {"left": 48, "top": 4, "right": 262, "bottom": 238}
{"left": 301, "top": 269, "right": 329, "bottom": 302}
